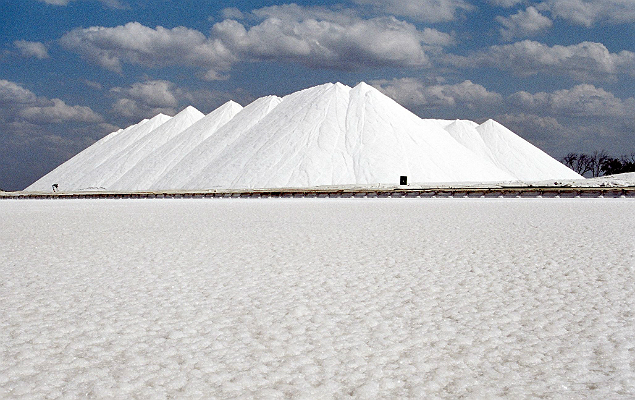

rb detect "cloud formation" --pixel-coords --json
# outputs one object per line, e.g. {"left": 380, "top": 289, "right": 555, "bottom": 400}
{"left": 107, "top": 79, "right": 249, "bottom": 122}
{"left": 351, "top": 0, "right": 473, "bottom": 22}
{"left": 19, "top": 99, "right": 103, "bottom": 124}
{"left": 371, "top": 78, "right": 502, "bottom": 108}
{"left": 0, "top": 80, "right": 112, "bottom": 190}
{"left": 60, "top": 22, "right": 236, "bottom": 79}
{"left": 0, "top": 80, "right": 38, "bottom": 105}
{"left": 0, "top": 80, "right": 102, "bottom": 124}
{"left": 213, "top": 15, "right": 435, "bottom": 70}
{"left": 448, "top": 40, "right": 635, "bottom": 80}
{"left": 110, "top": 80, "right": 180, "bottom": 120}
{"left": 489, "top": 0, "right": 524, "bottom": 7}
{"left": 496, "top": 7, "right": 553, "bottom": 40}
{"left": 538, "top": 0, "right": 635, "bottom": 26}
{"left": 510, "top": 84, "right": 635, "bottom": 118}
{"left": 60, "top": 5, "right": 453, "bottom": 77}
{"left": 14, "top": 40, "right": 49, "bottom": 59}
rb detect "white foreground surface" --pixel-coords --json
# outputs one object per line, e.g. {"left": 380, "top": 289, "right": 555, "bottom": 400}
{"left": 1, "top": 199, "right": 634, "bottom": 399}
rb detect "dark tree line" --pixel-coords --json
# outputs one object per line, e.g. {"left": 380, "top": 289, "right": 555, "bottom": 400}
{"left": 562, "top": 151, "right": 635, "bottom": 177}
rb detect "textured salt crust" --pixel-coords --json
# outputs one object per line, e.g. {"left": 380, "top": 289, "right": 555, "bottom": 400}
{"left": 1, "top": 199, "right": 634, "bottom": 399}
{"left": 26, "top": 82, "right": 582, "bottom": 192}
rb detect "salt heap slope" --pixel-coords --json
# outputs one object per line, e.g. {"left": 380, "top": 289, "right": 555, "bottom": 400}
{"left": 451, "top": 120, "right": 581, "bottom": 181}
{"left": 167, "top": 83, "right": 517, "bottom": 189}
{"left": 26, "top": 82, "right": 581, "bottom": 192}
{"left": 111, "top": 101, "right": 243, "bottom": 191}
{"left": 153, "top": 95, "right": 283, "bottom": 190}
{"left": 76, "top": 106, "right": 204, "bottom": 190}
{"left": 26, "top": 113, "right": 172, "bottom": 192}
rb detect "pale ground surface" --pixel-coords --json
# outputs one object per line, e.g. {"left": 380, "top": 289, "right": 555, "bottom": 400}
{"left": 1, "top": 198, "right": 634, "bottom": 399}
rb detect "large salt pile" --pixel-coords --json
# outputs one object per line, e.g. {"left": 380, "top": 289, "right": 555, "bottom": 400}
{"left": 26, "top": 82, "right": 581, "bottom": 192}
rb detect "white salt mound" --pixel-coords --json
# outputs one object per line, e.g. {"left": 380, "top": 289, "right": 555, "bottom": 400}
{"left": 476, "top": 119, "right": 582, "bottom": 181}
{"left": 112, "top": 101, "right": 242, "bottom": 191}
{"left": 27, "top": 113, "right": 171, "bottom": 191}
{"left": 26, "top": 82, "right": 582, "bottom": 192}
{"left": 154, "top": 95, "right": 283, "bottom": 191}
{"left": 80, "top": 106, "right": 204, "bottom": 190}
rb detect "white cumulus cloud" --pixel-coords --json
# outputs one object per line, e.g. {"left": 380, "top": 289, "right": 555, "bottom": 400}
{"left": 489, "top": 0, "right": 524, "bottom": 7}
{"left": 352, "top": 0, "right": 474, "bottom": 22}
{"left": 110, "top": 80, "right": 178, "bottom": 109}
{"left": 215, "top": 4, "right": 453, "bottom": 70}
{"left": 19, "top": 99, "right": 103, "bottom": 124}
{"left": 0, "top": 79, "right": 103, "bottom": 125}
{"left": 371, "top": 78, "right": 503, "bottom": 108}
{"left": 538, "top": 0, "right": 635, "bottom": 26}
{"left": 60, "top": 22, "right": 236, "bottom": 79}
{"left": 213, "top": 15, "right": 435, "bottom": 70}
{"left": 510, "top": 84, "right": 635, "bottom": 117}
{"left": 14, "top": 40, "right": 49, "bottom": 59}
{"left": 0, "top": 80, "right": 38, "bottom": 104}
{"left": 110, "top": 80, "right": 181, "bottom": 120}
{"left": 448, "top": 40, "right": 635, "bottom": 80}
{"left": 60, "top": 5, "right": 453, "bottom": 77}
{"left": 37, "top": 0, "right": 127, "bottom": 8}
{"left": 497, "top": 7, "right": 553, "bottom": 40}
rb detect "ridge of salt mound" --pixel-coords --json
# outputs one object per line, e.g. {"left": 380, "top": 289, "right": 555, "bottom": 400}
{"left": 112, "top": 102, "right": 242, "bottom": 191}
{"left": 26, "top": 82, "right": 583, "bottom": 192}
{"left": 79, "top": 107, "right": 203, "bottom": 190}
{"left": 25, "top": 125, "right": 132, "bottom": 192}
{"left": 345, "top": 82, "right": 514, "bottom": 184}
{"left": 167, "top": 82, "right": 513, "bottom": 189}
{"left": 153, "top": 95, "right": 282, "bottom": 190}
{"left": 443, "top": 120, "right": 503, "bottom": 172}
{"left": 429, "top": 119, "right": 478, "bottom": 130}
{"left": 26, "top": 114, "right": 171, "bottom": 192}
{"left": 179, "top": 83, "right": 351, "bottom": 189}
{"left": 476, "top": 119, "right": 583, "bottom": 181}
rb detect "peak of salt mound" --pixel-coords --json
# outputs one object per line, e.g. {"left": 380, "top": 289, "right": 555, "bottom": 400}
{"left": 84, "top": 106, "right": 204, "bottom": 189}
{"left": 26, "top": 113, "right": 171, "bottom": 191}
{"left": 26, "top": 82, "right": 583, "bottom": 192}
{"left": 475, "top": 119, "right": 582, "bottom": 181}
{"left": 177, "top": 83, "right": 352, "bottom": 189}
{"left": 444, "top": 120, "right": 503, "bottom": 171}
{"left": 154, "top": 95, "right": 282, "bottom": 190}
{"left": 112, "top": 101, "right": 243, "bottom": 191}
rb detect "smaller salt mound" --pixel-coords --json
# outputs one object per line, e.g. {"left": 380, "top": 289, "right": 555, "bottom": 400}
{"left": 475, "top": 120, "right": 583, "bottom": 181}
{"left": 444, "top": 120, "right": 498, "bottom": 164}
{"left": 25, "top": 125, "right": 128, "bottom": 192}
{"left": 26, "top": 114, "right": 171, "bottom": 191}
{"left": 153, "top": 96, "right": 282, "bottom": 190}
{"left": 79, "top": 107, "right": 203, "bottom": 190}
{"left": 165, "top": 82, "right": 514, "bottom": 189}
{"left": 111, "top": 101, "right": 242, "bottom": 191}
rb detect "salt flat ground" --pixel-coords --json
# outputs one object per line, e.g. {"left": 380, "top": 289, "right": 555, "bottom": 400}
{"left": 1, "top": 198, "right": 634, "bottom": 399}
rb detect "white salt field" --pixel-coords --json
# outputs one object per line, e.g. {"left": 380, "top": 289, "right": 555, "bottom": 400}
{"left": 1, "top": 198, "right": 634, "bottom": 399}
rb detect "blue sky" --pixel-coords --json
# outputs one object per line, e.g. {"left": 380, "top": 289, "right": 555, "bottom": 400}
{"left": 1, "top": 0, "right": 634, "bottom": 190}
